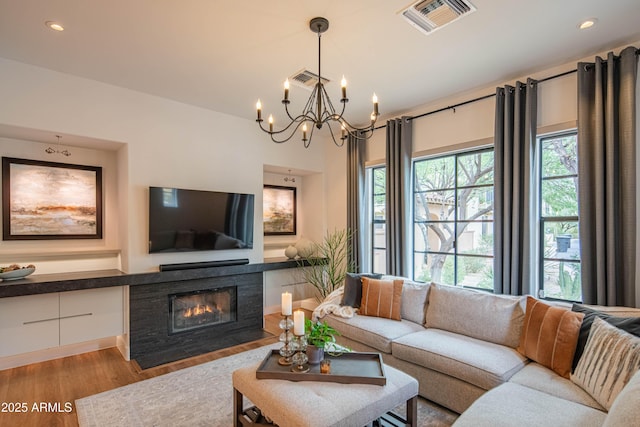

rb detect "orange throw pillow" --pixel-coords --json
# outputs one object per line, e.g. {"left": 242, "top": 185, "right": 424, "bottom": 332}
{"left": 518, "top": 296, "right": 584, "bottom": 378}
{"left": 359, "top": 278, "right": 404, "bottom": 321}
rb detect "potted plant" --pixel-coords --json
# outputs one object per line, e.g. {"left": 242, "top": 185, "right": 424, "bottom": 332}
{"left": 305, "top": 319, "right": 340, "bottom": 364}
{"left": 296, "top": 228, "right": 355, "bottom": 302}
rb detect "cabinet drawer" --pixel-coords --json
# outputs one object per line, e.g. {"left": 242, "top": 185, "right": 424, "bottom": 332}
{"left": 0, "top": 294, "right": 60, "bottom": 357}
{"left": 59, "top": 287, "right": 123, "bottom": 345}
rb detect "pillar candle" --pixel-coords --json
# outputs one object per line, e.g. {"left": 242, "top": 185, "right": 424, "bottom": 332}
{"left": 281, "top": 292, "right": 292, "bottom": 316}
{"left": 293, "top": 310, "right": 305, "bottom": 335}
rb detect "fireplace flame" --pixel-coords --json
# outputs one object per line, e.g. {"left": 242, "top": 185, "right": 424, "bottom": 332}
{"left": 183, "top": 304, "right": 217, "bottom": 318}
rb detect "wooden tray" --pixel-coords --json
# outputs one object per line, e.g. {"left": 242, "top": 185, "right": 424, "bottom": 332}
{"left": 255, "top": 349, "right": 386, "bottom": 385}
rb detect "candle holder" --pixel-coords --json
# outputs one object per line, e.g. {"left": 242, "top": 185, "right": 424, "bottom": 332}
{"left": 278, "top": 315, "right": 294, "bottom": 366}
{"left": 291, "top": 334, "right": 309, "bottom": 373}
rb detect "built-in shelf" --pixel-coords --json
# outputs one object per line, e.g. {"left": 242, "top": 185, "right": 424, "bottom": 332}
{"left": 263, "top": 241, "right": 297, "bottom": 249}
{"left": 0, "top": 249, "right": 121, "bottom": 262}
{"left": 0, "top": 259, "right": 309, "bottom": 298}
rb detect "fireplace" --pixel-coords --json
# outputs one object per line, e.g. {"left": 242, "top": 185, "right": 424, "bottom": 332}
{"left": 169, "top": 287, "right": 236, "bottom": 334}
{"left": 129, "top": 272, "right": 270, "bottom": 369}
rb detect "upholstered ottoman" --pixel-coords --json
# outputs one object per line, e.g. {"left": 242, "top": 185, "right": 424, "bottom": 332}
{"left": 232, "top": 362, "right": 419, "bottom": 427}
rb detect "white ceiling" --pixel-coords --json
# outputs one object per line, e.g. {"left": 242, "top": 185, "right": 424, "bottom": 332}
{"left": 0, "top": 0, "right": 639, "bottom": 134}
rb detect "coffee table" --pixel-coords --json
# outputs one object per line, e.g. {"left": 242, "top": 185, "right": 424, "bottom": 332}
{"left": 232, "top": 361, "right": 418, "bottom": 427}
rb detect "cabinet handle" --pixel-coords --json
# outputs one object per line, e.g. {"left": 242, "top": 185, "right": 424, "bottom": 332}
{"left": 23, "top": 317, "right": 59, "bottom": 325}
{"left": 59, "top": 313, "right": 93, "bottom": 320}
{"left": 22, "top": 313, "right": 93, "bottom": 325}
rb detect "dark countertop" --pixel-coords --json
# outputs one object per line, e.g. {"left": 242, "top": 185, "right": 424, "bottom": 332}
{"left": 0, "top": 257, "right": 307, "bottom": 298}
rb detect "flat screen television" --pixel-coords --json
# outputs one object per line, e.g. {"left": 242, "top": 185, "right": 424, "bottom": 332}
{"left": 148, "top": 186, "right": 254, "bottom": 253}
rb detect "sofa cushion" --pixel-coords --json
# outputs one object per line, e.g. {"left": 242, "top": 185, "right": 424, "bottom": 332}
{"left": 392, "top": 329, "right": 527, "bottom": 390}
{"left": 323, "top": 313, "right": 424, "bottom": 353}
{"left": 360, "top": 278, "right": 403, "bottom": 320}
{"left": 571, "top": 317, "right": 640, "bottom": 410}
{"left": 508, "top": 362, "right": 603, "bottom": 410}
{"left": 340, "top": 273, "right": 383, "bottom": 308}
{"left": 518, "top": 296, "right": 583, "bottom": 378}
{"left": 400, "top": 280, "right": 431, "bottom": 324}
{"left": 571, "top": 303, "right": 640, "bottom": 371}
{"left": 424, "top": 284, "right": 525, "bottom": 348}
{"left": 452, "top": 383, "right": 607, "bottom": 427}
{"left": 603, "top": 369, "right": 640, "bottom": 427}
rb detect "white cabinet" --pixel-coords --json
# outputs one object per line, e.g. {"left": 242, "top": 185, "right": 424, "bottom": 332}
{"left": 0, "top": 287, "right": 124, "bottom": 358}
{"left": 0, "top": 293, "right": 59, "bottom": 357}
{"left": 60, "top": 287, "right": 123, "bottom": 346}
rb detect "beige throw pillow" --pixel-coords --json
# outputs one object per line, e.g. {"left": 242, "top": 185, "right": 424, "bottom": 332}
{"left": 359, "top": 278, "right": 403, "bottom": 321}
{"left": 571, "top": 317, "right": 640, "bottom": 410}
{"left": 424, "top": 284, "right": 525, "bottom": 348}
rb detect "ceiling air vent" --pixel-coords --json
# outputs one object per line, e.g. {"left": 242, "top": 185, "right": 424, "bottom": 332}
{"left": 400, "top": 0, "right": 476, "bottom": 35}
{"left": 289, "top": 69, "right": 330, "bottom": 91}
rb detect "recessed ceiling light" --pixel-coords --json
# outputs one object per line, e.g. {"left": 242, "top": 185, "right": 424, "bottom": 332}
{"left": 45, "top": 21, "right": 65, "bottom": 32}
{"left": 578, "top": 18, "right": 597, "bottom": 30}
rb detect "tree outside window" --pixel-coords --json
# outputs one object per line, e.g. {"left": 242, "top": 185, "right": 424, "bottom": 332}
{"left": 413, "top": 149, "right": 494, "bottom": 289}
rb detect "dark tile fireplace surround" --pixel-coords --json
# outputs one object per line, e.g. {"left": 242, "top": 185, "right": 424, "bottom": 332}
{"left": 0, "top": 259, "right": 302, "bottom": 370}
{"left": 130, "top": 271, "right": 270, "bottom": 369}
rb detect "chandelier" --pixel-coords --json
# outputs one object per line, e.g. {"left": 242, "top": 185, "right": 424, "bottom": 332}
{"left": 256, "top": 17, "right": 379, "bottom": 148}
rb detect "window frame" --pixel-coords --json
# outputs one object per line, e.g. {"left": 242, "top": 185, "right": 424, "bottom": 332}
{"left": 412, "top": 147, "right": 494, "bottom": 289}
{"left": 536, "top": 130, "right": 581, "bottom": 302}
{"left": 370, "top": 165, "right": 387, "bottom": 275}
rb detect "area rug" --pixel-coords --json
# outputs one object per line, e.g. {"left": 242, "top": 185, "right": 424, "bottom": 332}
{"left": 76, "top": 343, "right": 457, "bottom": 426}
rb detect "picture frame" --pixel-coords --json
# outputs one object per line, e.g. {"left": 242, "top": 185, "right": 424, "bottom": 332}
{"left": 263, "top": 185, "right": 296, "bottom": 236}
{"left": 2, "top": 157, "right": 103, "bottom": 240}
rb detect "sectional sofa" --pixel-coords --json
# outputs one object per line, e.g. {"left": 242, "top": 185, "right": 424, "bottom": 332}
{"left": 314, "top": 276, "right": 640, "bottom": 426}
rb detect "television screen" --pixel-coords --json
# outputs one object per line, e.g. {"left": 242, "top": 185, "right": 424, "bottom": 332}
{"left": 148, "top": 187, "right": 254, "bottom": 253}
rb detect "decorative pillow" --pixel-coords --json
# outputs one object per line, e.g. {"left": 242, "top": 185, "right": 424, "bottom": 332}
{"left": 359, "top": 278, "right": 403, "bottom": 320}
{"left": 424, "top": 284, "right": 525, "bottom": 348}
{"left": 571, "top": 304, "right": 640, "bottom": 371}
{"left": 517, "top": 296, "right": 584, "bottom": 378}
{"left": 571, "top": 317, "right": 640, "bottom": 410}
{"left": 400, "top": 281, "right": 431, "bottom": 325}
{"left": 340, "top": 273, "right": 383, "bottom": 308}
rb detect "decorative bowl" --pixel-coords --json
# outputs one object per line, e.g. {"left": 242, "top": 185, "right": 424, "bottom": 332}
{"left": 0, "top": 267, "right": 36, "bottom": 281}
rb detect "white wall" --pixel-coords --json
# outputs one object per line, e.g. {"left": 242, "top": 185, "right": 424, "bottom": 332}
{"left": 0, "top": 58, "right": 325, "bottom": 273}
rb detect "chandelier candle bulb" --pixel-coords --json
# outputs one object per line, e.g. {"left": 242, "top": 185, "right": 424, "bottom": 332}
{"left": 268, "top": 115, "right": 274, "bottom": 132}
{"left": 293, "top": 310, "right": 305, "bottom": 335}
{"left": 284, "top": 79, "right": 290, "bottom": 102}
{"left": 373, "top": 93, "right": 379, "bottom": 116}
{"left": 281, "top": 292, "right": 292, "bottom": 316}
{"left": 341, "top": 76, "right": 347, "bottom": 100}
{"left": 302, "top": 123, "right": 308, "bottom": 141}
{"left": 256, "top": 100, "right": 262, "bottom": 121}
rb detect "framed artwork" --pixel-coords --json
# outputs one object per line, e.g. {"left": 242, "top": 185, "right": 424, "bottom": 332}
{"left": 263, "top": 185, "right": 296, "bottom": 235}
{"left": 2, "top": 157, "right": 103, "bottom": 240}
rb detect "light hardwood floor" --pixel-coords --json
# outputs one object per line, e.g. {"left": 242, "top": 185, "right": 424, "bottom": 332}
{"left": 0, "top": 312, "right": 287, "bottom": 427}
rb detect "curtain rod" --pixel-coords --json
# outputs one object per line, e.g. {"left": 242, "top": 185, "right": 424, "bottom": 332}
{"left": 374, "top": 68, "right": 578, "bottom": 131}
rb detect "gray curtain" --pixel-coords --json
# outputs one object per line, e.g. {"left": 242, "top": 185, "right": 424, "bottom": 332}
{"left": 494, "top": 79, "right": 538, "bottom": 295}
{"left": 386, "top": 117, "right": 413, "bottom": 277}
{"left": 347, "top": 132, "right": 366, "bottom": 271}
{"left": 577, "top": 46, "right": 639, "bottom": 307}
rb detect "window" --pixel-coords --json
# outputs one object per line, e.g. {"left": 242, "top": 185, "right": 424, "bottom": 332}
{"left": 413, "top": 149, "right": 494, "bottom": 289}
{"left": 538, "top": 132, "right": 581, "bottom": 301}
{"left": 370, "top": 166, "right": 387, "bottom": 274}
